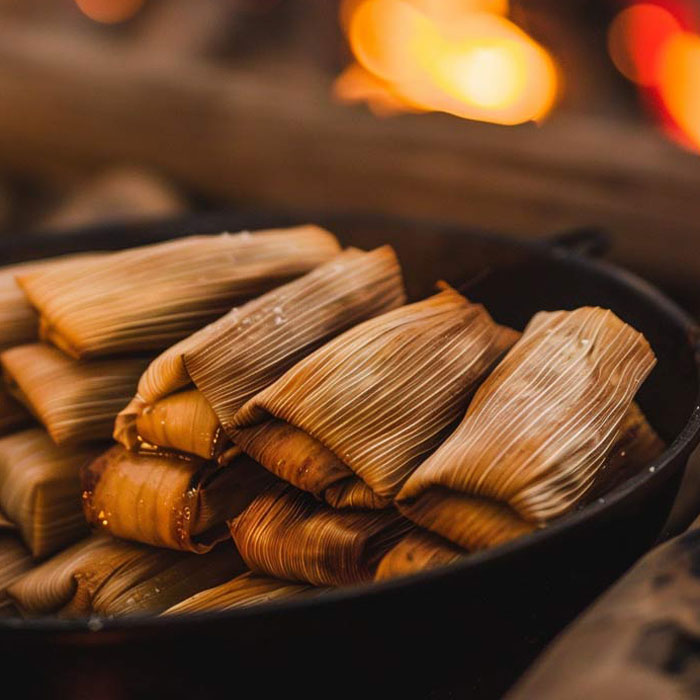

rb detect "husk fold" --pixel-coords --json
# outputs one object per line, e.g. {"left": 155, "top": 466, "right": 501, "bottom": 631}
{"left": 163, "top": 572, "right": 321, "bottom": 615}
{"left": 17, "top": 226, "right": 341, "bottom": 359}
{"left": 232, "top": 287, "right": 518, "bottom": 508}
{"left": 1, "top": 343, "right": 151, "bottom": 445}
{"left": 7, "top": 534, "right": 245, "bottom": 618}
{"left": 0, "top": 535, "right": 33, "bottom": 614}
{"left": 397, "top": 307, "right": 658, "bottom": 550}
{"left": 114, "top": 246, "right": 405, "bottom": 458}
{"left": 229, "top": 483, "right": 413, "bottom": 586}
{"left": 81, "top": 445, "right": 274, "bottom": 552}
{"left": 0, "top": 429, "right": 103, "bottom": 557}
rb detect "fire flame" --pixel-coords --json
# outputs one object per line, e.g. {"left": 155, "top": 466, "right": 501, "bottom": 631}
{"left": 335, "top": 0, "right": 559, "bottom": 125}
{"left": 74, "top": 0, "right": 144, "bottom": 24}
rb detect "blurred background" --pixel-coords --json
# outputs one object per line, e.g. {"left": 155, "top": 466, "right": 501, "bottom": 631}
{"left": 0, "top": 0, "right": 698, "bottom": 315}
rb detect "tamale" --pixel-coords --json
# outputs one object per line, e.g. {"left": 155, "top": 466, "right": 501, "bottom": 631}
{"left": 164, "top": 572, "right": 320, "bottom": 615}
{"left": 1, "top": 344, "right": 151, "bottom": 445}
{"left": 7, "top": 534, "right": 245, "bottom": 618}
{"left": 0, "top": 535, "right": 33, "bottom": 615}
{"left": 82, "top": 445, "right": 274, "bottom": 552}
{"left": 232, "top": 286, "right": 518, "bottom": 509}
{"left": 374, "top": 530, "right": 465, "bottom": 581}
{"left": 397, "top": 307, "right": 659, "bottom": 551}
{"left": 229, "top": 483, "right": 413, "bottom": 586}
{"left": 17, "top": 226, "right": 341, "bottom": 359}
{"left": 0, "top": 429, "right": 103, "bottom": 557}
{"left": 114, "top": 246, "right": 405, "bottom": 459}
{"left": 0, "top": 389, "right": 31, "bottom": 437}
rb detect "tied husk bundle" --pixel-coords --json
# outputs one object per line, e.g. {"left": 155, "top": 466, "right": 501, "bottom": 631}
{"left": 232, "top": 286, "right": 518, "bottom": 509}
{"left": 114, "top": 246, "right": 405, "bottom": 460}
{"left": 374, "top": 530, "right": 465, "bottom": 582}
{"left": 0, "top": 535, "right": 33, "bottom": 614}
{"left": 81, "top": 445, "right": 274, "bottom": 552}
{"left": 17, "top": 226, "right": 341, "bottom": 359}
{"left": 7, "top": 534, "right": 245, "bottom": 618}
{"left": 1, "top": 344, "right": 151, "bottom": 445}
{"left": 229, "top": 483, "right": 413, "bottom": 586}
{"left": 0, "top": 429, "right": 103, "bottom": 557}
{"left": 397, "top": 307, "right": 659, "bottom": 551}
{"left": 164, "top": 572, "right": 321, "bottom": 615}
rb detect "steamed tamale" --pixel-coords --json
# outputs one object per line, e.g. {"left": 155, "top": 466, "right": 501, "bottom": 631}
{"left": 232, "top": 286, "right": 518, "bottom": 509}
{"left": 7, "top": 534, "right": 245, "bottom": 618}
{"left": 397, "top": 307, "right": 659, "bottom": 551}
{"left": 114, "top": 246, "right": 405, "bottom": 459}
{"left": 164, "top": 572, "right": 320, "bottom": 615}
{"left": 374, "top": 530, "right": 465, "bottom": 581}
{"left": 17, "top": 226, "right": 341, "bottom": 359}
{"left": 229, "top": 483, "right": 413, "bottom": 586}
{"left": 0, "top": 429, "right": 103, "bottom": 557}
{"left": 1, "top": 344, "right": 151, "bottom": 445}
{"left": 0, "top": 535, "right": 33, "bottom": 614}
{"left": 81, "top": 445, "right": 274, "bottom": 552}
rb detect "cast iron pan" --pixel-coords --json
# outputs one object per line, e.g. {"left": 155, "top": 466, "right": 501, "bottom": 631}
{"left": 1, "top": 211, "right": 699, "bottom": 700}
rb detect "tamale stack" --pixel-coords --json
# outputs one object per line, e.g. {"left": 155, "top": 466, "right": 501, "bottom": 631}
{"left": 0, "top": 429, "right": 103, "bottom": 557}
{"left": 81, "top": 445, "right": 274, "bottom": 552}
{"left": 17, "top": 226, "right": 341, "bottom": 359}
{"left": 230, "top": 483, "right": 413, "bottom": 586}
{"left": 397, "top": 307, "right": 660, "bottom": 551}
{"left": 7, "top": 534, "right": 245, "bottom": 618}
{"left": 164, "top": 572, "right": 320, "bottom": 615}
{"left": 114, "top": 245, "right": 405, "bottom": 459}
{"left": 232, "top": 286, "right": 518, "bottom": 509}
{"left": 1, "top": 344, "right": 151, "bottom": 445}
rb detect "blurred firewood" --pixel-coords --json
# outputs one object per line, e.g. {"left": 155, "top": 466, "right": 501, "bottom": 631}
{"left": 39, "top": 166, "right": 187, "bottom": 231}
{"left": 0, "top": 21, "right": 698, "bottom": 292}
{"left": 507, "top": 514, "right": 700, "bottom": 699}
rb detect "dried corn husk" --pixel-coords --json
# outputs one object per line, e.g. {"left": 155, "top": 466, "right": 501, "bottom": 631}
{"left": 82, "top": 445, "right": 274, "bottom": 552}
{"left": 7, "top": 534, "right": 245, "bottom": 618}
{"left": 17, "top": 226, "right": 341, "bottom": 359}
{"left": 232, "top": 287, "right": 518, "bottom": 508}
{"left": 0, "top": 535, "right": 33, "bottom": 614}
{"left": 1, "top": 343, "right": 151, "bottom": 445}
{"left": 229, "top": 483, "right": 413, "bottom": 585}
{"left": 397, "top": 307, "right": 658, "bottom": 551}
{"left": 114, "top": 246, "right": 405, "bottom": 458}
{"left": 0, "top": 429, "right": 103, "bottom": 557}
{"left": 164, "top": 572, "right": 321, "bottom": 615}
{"left": 0, "top": 389, "right": 31, "bottom": 436}
{"left": 374, "top": 530, "right": 465, "bottom": 581}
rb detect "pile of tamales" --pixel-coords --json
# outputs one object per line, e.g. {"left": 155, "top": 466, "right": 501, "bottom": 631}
{"left": 0, "top": 225, "right": 665, "bottom": 619}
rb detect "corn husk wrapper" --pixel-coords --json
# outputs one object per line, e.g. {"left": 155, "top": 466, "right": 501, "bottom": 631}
{"left": 232, "top": 287, "right": 518, "bottom": 509}
{"left": 82, "top": 445, "right": 274, "bottom": 552}
{"left": 1, "top": 344, "right": 151, "bottom": 445}
{"left": 0, "top": 389, "right": 31, "bottom": 437}
{"left": 17, "top": 226, "right": 341, "bottom": 359}
{"left": 0, "top": 429, "right": 103, "bottom": 557}
{"left": 230, "top": 483, "right": 413, "bottom": 586}
{"left": 374, "top": 530, "right": 465, "bottom": 581}
{"left": 397, "top": 307, "right": 658, "bottom": 551}
{"left": 0, "top": 535, "right": 33, "bottom": 614}
{"left": 7, "top": 534, "right": 245, "bottom": 618}
{"left": 114, "top": 246, "right": 405, "bottom": 459}
{"left": 164, "top": 572, "right": 321, "bottom": 615}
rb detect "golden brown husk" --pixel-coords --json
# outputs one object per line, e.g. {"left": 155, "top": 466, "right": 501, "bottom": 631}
{"left": 0, "top": 429, "right": 103, "bottom": 557}
{"left": 7, "top": 534, "right": 245, "bottom": 618}
{"left": 397, "top": 307, "right": 658, "bottom": 550}
{"left": 232, "top": 287, "right": 518, "bottom": 508}
{"left": 374, "top": 530, "right": 465, "bottom": 581}
{"left": 114, "top": 246, "right": 405, "bottom": 457}
{"left": 81, "top": 445, "right": 274, "bottom": 552}
{"left": 1, "top": 343, "right": 151, "bottom": 445}
{"left": 17, "top": 226, "right": 341, "bottom": 359}
{"left": 229, "top": 483, "right": 413, "bottom": 586}
{"left": 163, "top": 572, "right": 320, "bottom": 615}
{"left": 0, "top": 535, "right": 33, "bottom": 614}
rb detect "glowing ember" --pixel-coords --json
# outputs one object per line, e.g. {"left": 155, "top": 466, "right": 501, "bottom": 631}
{"left": 74, "top": 0, "right": 145, "bottom": 24}
{"left": 335, "top": 0, "right": 559, "bottom": 126}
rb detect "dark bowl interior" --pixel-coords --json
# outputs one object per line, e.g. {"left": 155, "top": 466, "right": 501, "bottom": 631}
{"left": 1, "top": 211, "right": 699, "bottom": 699}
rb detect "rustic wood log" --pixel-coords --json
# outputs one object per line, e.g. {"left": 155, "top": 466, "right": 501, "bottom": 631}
{"left": 507, "top": 514, "right": 700, "bottom": 699}
{"left": 0, "top": 21, "right": 698, "bottom": 291}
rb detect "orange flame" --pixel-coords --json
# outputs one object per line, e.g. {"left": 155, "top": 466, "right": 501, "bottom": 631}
{"left": 335, "top": 0, "right": 559, "bottom": 125}
{"left": 74, "top": 0, "right": 144, "bottom": 24}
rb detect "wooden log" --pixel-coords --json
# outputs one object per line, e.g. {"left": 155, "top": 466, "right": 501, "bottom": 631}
{"left": 507, "top": 514, "right": 700, "bottom": 699}
{"left": 0, "top": 21, "right": 698, "bottom": 290}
